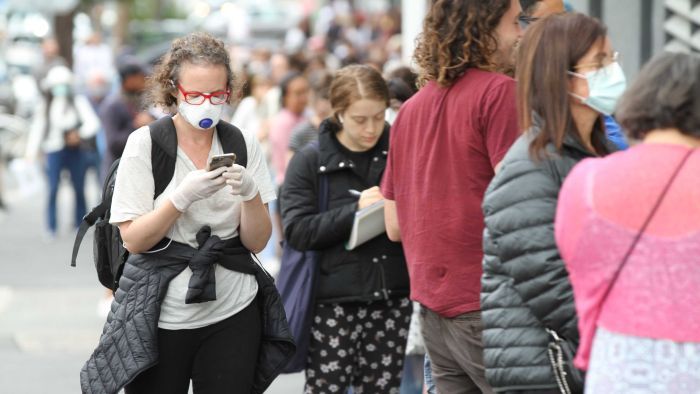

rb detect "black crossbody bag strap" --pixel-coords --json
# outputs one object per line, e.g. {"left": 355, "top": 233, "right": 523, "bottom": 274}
{"left": 598, "top": 149, "right": 694, "bottom": 311}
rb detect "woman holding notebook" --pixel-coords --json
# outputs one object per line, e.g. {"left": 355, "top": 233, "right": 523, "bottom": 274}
{"left": 281, "top": 64, "right": 411, "bottom": 394}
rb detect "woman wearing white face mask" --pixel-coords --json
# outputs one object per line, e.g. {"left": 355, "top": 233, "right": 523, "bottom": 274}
{"left": 81, "top": 33, "right": 290, "bottom": 394}
{"left": 480, "top": 13, "right": 621, "bottom": 394}
{"left": 27, "top": 65, "right": 100, "bottom": 239}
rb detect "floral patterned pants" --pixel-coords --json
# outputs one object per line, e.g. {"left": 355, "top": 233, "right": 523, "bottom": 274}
{"left": 304, "top": 297, "right": 412, "bottom": 394}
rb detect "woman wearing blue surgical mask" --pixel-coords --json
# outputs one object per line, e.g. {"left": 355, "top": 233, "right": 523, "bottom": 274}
{"left": 480, "top": 13, "right": 620, "bottom": 394}
{"left": 81, "top": 33, "right": 287, "bottom": 394}
{"left": 27, "top": 65, "right": 100, "bottom": 239}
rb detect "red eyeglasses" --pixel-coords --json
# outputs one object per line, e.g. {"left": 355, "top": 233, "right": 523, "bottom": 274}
{"left": 177, "top": 84, "right": 230, "bottom": 105}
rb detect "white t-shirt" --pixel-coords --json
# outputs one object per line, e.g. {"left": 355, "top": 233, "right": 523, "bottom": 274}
{"left": 110, "top": 125, "right": 276, "bottom": 329}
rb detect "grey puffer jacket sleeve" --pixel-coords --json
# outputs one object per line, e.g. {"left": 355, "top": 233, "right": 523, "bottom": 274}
{"left": 80, "top": 255, "right": 180, "bottom": 394}
{"left": 481, "top": 133, "right": 585, "bottom": 391}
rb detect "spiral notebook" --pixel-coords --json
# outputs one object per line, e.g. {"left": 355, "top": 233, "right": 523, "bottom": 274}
{"left": 345, "top": 200, "right": 386, "bottom": 250}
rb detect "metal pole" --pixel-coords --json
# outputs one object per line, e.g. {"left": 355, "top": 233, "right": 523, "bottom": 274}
{"left": 401, "top": 0, "right": 427, "bottom": 67}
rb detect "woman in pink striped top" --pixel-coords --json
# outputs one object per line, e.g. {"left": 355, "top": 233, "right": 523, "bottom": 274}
{"left": 555, "top": 52, "right": 700, "bottom": 393}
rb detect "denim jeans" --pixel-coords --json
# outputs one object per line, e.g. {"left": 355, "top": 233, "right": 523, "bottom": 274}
{"left": 424, "top": 354, "right": 437, "bottom": 394}
{"left": 46, "top": 148, "right": 87, "bottom": 234}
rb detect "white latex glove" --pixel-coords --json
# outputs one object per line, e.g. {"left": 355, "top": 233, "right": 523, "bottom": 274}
{"left": 222, "top": 164, "right": 259, "bottom": 201}
{"left": 170, "top": 167, "right": 227, "bottom": 212}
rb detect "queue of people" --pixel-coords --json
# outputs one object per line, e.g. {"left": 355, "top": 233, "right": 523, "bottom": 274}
{"left": 63, "top": 0, "right": 700, "bottom": 393}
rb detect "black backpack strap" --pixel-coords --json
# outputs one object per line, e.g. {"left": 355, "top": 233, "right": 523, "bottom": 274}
{"left": 70, "top": 196, "right": 109, "bottom": 267}
{"left": 71, "top": 117, "right": 243, "bottom": 268}
{"left": 149, "top": 116, "right": 178, "bottom": 199}
{"left": 216, "top": 120, "right": 247, "bottom": 168}
{"left": 70, "top": 159, "right": 120, "bottom": 267}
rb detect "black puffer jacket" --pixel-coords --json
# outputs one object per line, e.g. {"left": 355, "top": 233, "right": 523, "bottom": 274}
{"left": 80, "top": 237, "right": 295, "bottom": 394}
{"left": 281, "top": 119, "right": 409, "bottom": 304}
{"left": 481, "top": 129, "right": 609, "bottom": 391}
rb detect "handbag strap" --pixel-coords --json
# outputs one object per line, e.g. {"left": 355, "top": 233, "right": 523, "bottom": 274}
{"left": 598, "top": 148, "right": 694, "bottom": 310}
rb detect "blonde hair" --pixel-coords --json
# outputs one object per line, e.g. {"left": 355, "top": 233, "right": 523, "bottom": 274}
{"left": 329, "top": 65, "right": 389, "bottom": 123}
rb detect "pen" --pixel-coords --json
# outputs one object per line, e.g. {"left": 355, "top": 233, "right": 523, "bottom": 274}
{"left": 348, "top": 189, "right": 362, "bottom": 197}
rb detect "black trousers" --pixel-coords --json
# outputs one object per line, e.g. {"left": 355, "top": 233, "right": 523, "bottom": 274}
{"left": 125, "top": 298, "right": 261, "bottom": 394}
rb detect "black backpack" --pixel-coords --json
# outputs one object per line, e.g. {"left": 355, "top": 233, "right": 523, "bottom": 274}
{"left": 71, "top": 116, "right": 248, "bottom": 291}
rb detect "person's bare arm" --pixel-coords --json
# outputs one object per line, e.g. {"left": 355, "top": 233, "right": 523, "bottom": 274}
{"left": 240, "top": 198, "right": 272, "bottom": 254}
{"left": 118, "top": 200, "right": 182, "bottom": 254}
{"left": 384, "top": 199, "right": 401, "bottom": 242}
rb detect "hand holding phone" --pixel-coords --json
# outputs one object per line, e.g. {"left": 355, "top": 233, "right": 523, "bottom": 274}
{"left": 207, "top": 153, "right": 236, "bottom": 172}
{"left": 222, "top": 164, "right": 259, "bottom": 201}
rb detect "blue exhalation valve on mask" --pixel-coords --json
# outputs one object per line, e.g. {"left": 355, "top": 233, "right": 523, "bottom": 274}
{"left": 199, "top": 118, "right": 214, "bottom": 129}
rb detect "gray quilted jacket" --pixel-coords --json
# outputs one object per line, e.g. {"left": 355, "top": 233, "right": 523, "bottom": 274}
{"left": 481, "top": 130, "right": 607, "bottom": 392}
{"left": 80, "top": 237, "right": 295, "bottom": 394}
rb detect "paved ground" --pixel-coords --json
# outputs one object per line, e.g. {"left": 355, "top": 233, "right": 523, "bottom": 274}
{"left": 0, "top": 167, "right": 304, "bottom": 393}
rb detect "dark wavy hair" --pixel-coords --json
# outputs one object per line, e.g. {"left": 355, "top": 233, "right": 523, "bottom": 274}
{"left": 413, "top": 0, "right": 512, "bottom": 88}
{"left": 147, "top": 32, "right": 237, "bottom": 113}
{"left": 617, "top": 52, "right": 700, "bottom": 140}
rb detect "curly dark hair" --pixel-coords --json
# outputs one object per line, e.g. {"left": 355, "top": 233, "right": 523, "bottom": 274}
{"left": 414, "top": 0, "right": 512, "bottom": 88}
{"left": 147, "top": 32, "right": 237, "bottom": 113}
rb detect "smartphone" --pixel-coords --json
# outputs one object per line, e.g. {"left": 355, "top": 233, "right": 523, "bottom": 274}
{"left": 207, "top": 153, "right": 236, "bottom": 171}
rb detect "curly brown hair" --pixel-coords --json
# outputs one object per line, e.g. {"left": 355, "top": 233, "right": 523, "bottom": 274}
{"left": 147, "top": 32, "right": 237, "bottom": 113}
{"left": 414, "top": 0, "right": 512, "bottom": 88}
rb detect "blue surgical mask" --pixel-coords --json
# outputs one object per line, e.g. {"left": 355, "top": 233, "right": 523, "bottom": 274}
{"left": 51, "top": 84, "right": 70, "bottom": 97}
{"left": 568, "top": 62, "right": 627, "bottom": 116}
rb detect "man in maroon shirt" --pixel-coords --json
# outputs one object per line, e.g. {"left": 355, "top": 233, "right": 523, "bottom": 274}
{"left": 381, "top": 0, "right": 523, "bottom": 392}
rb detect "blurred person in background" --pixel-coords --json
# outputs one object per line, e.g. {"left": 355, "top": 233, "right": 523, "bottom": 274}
{"left": 73, "top": 32, "right": 115, "bottom": 94}
{"left": 258, "top": 53, "right": 292, "bottom": 143}
{"left": 269, "top": 71, "right": 309, "bottom": 244}
{"left": 384, "top": 66, "right": 418, "bottom": 125}
{"left": 34, "top": 37, "right": 66, "bottom": 82}
{"left": 253, "top": 52, "right": 292, "bottom": 184}
{"left": 285, "top": 16, "right": 312, "bottom": 55}
{"left": 287, "top": 70, "right": 333, "bottom": 157}
{"left": 84, "top": 69, "right": 112, "bottom": 174}
{"left": 99, "top": 59, "right": 154, "bottom": 182}
{"left": 26, "top": 65, "right": 100, "bottom": 239}
{"left": 520, "top": 0, "right": 565, "bottom": 21}
{"left": 231, "top": 73, "right": 272, "bottom": 142}
{"left": 481, "top": 13, "right": 620, "bottom": 393}
{"left": 556, "top": 52, "right": 700, "bottom": 394}
{"left": 281, "top": 64, "right": 410, "bottom": 394}
{"left": 270, "top": 72, "right": 310, "bottom": 181}
{"left": 382, "top": 1, "right": 523, "bottom": 392}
